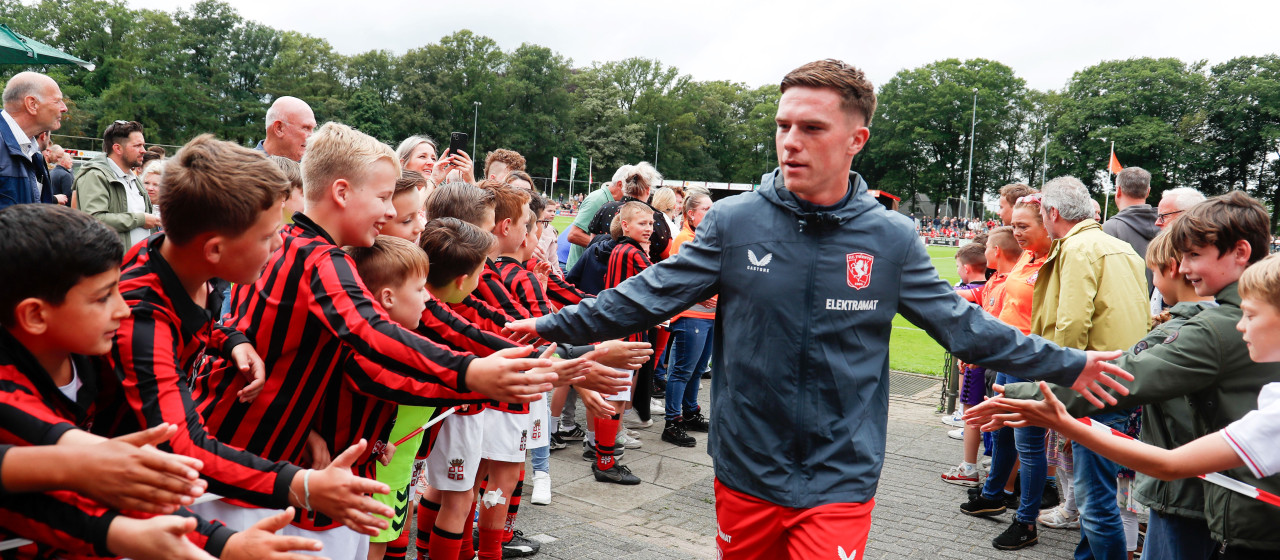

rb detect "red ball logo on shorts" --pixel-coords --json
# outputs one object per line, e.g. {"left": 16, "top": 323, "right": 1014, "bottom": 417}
{"left": 847, "top": 252, "right": 874, "bottom": 290}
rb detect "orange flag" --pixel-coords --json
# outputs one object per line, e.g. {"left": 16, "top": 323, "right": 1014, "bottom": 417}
{"left": 1108, "top": 150, "right": 1123, "bottom": 174}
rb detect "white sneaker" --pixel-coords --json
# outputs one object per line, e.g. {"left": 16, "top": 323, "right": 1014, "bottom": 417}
{"left": 623, "top": 409, "right": 653, "bottom": 429}
{"left": 650, "top": 398, "right": 666, "bottom": 414}
{"left": 625, "top": 429, "right": 641, "bottom": 439}
{"left": 947, "top": 428, "right": 965, "bottom": 440}
{"left": 530, "top": 471, "right": 552, "bottom": 505}
{"left": 616, "top": 431, "right": 643, "bottom": 449}
{"left": 940, "top": 411, "right": 965, "bottom": 427}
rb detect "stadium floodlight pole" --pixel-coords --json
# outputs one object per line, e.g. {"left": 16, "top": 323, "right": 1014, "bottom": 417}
{"left": 472, "top": 101, "right": 481, "bottom": 157}
{"left": 963, "top": 88, "right": 978, "bottom": 220}
{"left": 655, "top": 124, "right": 661, "bottom": 171}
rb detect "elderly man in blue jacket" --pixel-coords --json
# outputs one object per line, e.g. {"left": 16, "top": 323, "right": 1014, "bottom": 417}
{"left": 1, "top": 72, "right": 65, "bottom": 209}
{"left": 508, "top": 59, "right": 1132, "bottom": 560}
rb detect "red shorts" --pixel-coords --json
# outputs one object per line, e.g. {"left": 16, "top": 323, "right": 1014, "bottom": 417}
{"left": 714, "top": 478, "right": 873, "bottom": 560}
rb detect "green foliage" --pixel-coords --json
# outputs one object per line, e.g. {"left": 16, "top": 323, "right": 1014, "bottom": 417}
{"left": 3, "top": 1, "right": 1277, "bottom": 229}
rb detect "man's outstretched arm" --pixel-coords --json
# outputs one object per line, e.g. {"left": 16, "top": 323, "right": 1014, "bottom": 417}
{"left": 511, "top": 207, "right": 724, "bottom": 343}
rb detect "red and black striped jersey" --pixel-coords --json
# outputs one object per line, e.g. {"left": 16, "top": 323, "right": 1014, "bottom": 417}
{"left": 492, "top": 257, "right": 554, "bottom": 318}
{"left": 420, "top": 295, "right": 518, "bottom": 358}
{"left": 544, "top": 272, "right": 593, "bottom": 308}
{"left": 112, "top": 234, "right": 301, "bottom": 508}
{"left": 0, "top": 332, "right": 233, "bottom": 558}
{"left": 448, "top": 295, "right": 515, "bottom": 336}
{"left": 472, "top": 259, "right": 533, "bottom": 321}
{"left": 605, "top": 238, "right": 652, "bottom": 343}
{"left": 191, "top": 214, "right": 480, "bottom": 467}
{"left": 0, "top": 490, "right": 117, "bottom": 558}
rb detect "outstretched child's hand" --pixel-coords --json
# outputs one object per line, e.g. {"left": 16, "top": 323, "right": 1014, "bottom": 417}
{"left": 577, "top": 388, "right": 617, "bottom": 420}
{"left": 536, "top": 344, "right": 590, "bottom": 387}
{"left": 465, "top": 346, "right": 555, "bottom": 402}
{"left": 589, "top": 340, "right": 653, "bottom": 370}
{"left": 575, "top": 362, "right": 632, "bottom": 396}
{"left": 106, "top": 515, "right": 217, "bottom": 560}
{"left": 302, "top": 440, "right": 394, "bottom": 535}
{"left": 222, "top": 507, "right": 325, "bottom": 560}
{"left": 995, "top": 381, "right": 1075, "bottom": 430}
{"left": 85, "top": 424, "right": 207, "bottom": 514}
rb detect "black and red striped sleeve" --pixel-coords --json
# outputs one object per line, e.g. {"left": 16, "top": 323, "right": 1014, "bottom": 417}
{"left": 171, "top": 506, "right": 235, "bottom": 557}
{"left": 0, "top": 371, "right": 77, "bottom": 446}
{"left": 545, "top": 273, "right": 593, "bottom": 307}
{"left": 110, "top": 305, "right": 301, "bottom": 508}
{"left": 418, "top": 298, "right": 520, "bottom": 357}
{"left": 474, "top": 268, "right": 533, "bottom": 321}
{"left": 500, "top": 264, "right": 554, "bottom": 318}
{"left": 306, "top": 249, "right": 478, "bottom": 393}
{"left": 207, "top": 323, "right": 250, "bottom": 358}
{"left": 0, "top": 490, "right": 118, "bottom": 557}
{"left": 451, "top": 295, "right": 515, "bottom": 334}
{"left": 343, "top": 352, "right": 490, "bottom": 407}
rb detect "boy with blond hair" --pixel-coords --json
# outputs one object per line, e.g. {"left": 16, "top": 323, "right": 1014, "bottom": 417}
{"left": 191, "top": 122, "right": 555, "bottom": 556}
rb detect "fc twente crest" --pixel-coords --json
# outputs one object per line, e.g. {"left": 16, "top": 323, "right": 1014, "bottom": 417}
{"left": 846, "top": 252, "right": 874, "bottom": 290}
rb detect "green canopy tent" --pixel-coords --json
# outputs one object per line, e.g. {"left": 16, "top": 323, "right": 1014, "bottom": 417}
{"left": 0, "top": 24, "right": 94, "bottom": 70}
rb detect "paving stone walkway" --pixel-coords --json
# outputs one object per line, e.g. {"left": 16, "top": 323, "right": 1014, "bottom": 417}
{"left": 410, "top": 375, "right": 1081, "bottom": 559}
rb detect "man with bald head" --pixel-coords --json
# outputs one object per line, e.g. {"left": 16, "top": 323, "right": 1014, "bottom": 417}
{"left": 1149, "top": 187, "right": 1208, "bottom": 313}
{"left": 1, "top": 71, "right": 66, "bottom": 208}
{"left": 257, "top": 96, "right": 315, "bottom": 161}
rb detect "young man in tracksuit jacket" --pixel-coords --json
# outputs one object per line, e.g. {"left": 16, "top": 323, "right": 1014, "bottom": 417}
{"left": 508, "top": 59, "right": 1132, "bottom": 559}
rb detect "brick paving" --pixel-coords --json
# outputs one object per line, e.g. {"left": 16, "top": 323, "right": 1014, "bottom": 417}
{"left": 408, "top": 376, "right": 1080, "bottom": 559}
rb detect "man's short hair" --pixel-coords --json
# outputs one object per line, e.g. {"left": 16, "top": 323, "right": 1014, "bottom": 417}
{"left": 485, "top": 149, "right": 526, "bottom": 178}
{"left": 480, "top": 179, "right": 530, "bottom": 227}
{"left": 781, "top": 59, "right": 878, "bottom": 125}
{"left": 999, "top": 183, "right": 1035, "bottom": 209}
{"left": 1161, "top": 187, "right": 1207, "bottom": 211}
{"left": 160, "top": 134, "right": 291, "bottom": 245}
{"left": 0, "top": 204, "right": 123, "bottom": 324}
{"left": 397, "top": 170, "right": 427, "bottom": 195}
{"left": 956, "top": 243, "right": 987, "bottom": 268}
{"left": 419, "top": 218, "right": 494, "bottom": 289}
{"left": 425, "top": 182, "right": 495, "bottom": 225}
{"left": 1168, "top": 190, "right": 1271, "bottom": 264}
{"left": 2, "top": 72, "right": 47, "bottom": 109}
{"left": 611, "top": 201, "right": 652, "bottom": 240}
{"left": 302, "top": 122, "right": 399, "bottom": 203}
{"left": 987, "top": 226, "right": 1022, "bottom": 259}
{"left": 1040, "top": 176, "right": 1094, "bottom": 222}
{"left": 1116, "top": 167, "right": 1152, "bottom": 199}
{"left": 505, "top": 170, "right": 534, "bottom": 188}
{"left": 395, "top": 135, "right": 436, "bottom": 167}
{"left": 102, "top": 120, "right": 144, "bottom": 153}
{"left": 344, "top": 235, "right": 429, "bottom": 294}
{"left": 267, "top": 155, "right": 303, "bottom": 193}
{"left": 1239, "top": 253, "right": 1280, "bottom": 310}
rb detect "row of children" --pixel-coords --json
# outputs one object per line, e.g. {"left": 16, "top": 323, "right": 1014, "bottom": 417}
{"left": 0, "top": 122, "right": 667, "bottom": 560}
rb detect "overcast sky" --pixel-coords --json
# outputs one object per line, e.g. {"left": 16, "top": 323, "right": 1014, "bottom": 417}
{"left": 124, "top": 0, "right": 1279, "bottom": 92}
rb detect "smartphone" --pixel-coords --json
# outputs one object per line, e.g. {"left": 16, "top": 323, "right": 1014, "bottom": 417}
{"left": 448, "top": 132, "right": 469, "bottom": 156}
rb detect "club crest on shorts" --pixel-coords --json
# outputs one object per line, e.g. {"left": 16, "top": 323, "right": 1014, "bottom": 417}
{"left": 448, "top": 458, "right": 466, "bottom": 480}
{"left": 520, "top": 429, "right": 528, "bottom": 452}
{"left": 846, "top": 252, "right": 874, "bottom": 290}
{"left": 532, "top": 418, "right": 542, "bottom": 439}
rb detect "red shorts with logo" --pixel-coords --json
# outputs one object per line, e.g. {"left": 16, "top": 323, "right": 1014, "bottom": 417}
{"left": 714, "top": 478, "right": 873, "bottom": 560}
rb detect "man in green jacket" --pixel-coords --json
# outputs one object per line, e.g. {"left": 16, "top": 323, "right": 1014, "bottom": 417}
{"left": 1032, "top": 176, "right": 1150, "bottom": 559}
{"left": 74, "top": 120, "right": 156, "bottom": 250}
{"left": 992, "top": 191, "right": 1280, "bottom": 557}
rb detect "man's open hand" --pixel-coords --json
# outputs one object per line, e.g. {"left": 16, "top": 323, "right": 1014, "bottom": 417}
{"left": 1070, "top": 350, "right": 1132, "bottom": 408}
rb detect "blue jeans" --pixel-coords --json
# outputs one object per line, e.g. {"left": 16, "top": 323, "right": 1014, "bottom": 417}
{"left": 980, "top": 372, "right": 1047, "bottom": 524}
{"left": 1144, "top": 510, "right": 1214, "bottom": 560}
{"left": 531, "top": 399, "right": 551, "bottom": 473}
{"left": 665, "top": 317, "right": 713, "bottom": 421}
{"left": 1073, "top": 411, "right": 1130, "bottom": 560}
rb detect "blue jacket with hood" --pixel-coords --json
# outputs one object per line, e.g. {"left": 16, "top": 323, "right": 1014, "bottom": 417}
{"left": 535, "top": 169, "right": 1087, "bottom": 508}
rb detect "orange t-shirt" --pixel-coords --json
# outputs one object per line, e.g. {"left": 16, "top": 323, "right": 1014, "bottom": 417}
{"left": 672, "top": 224, "right": 715, "bottom": 320}
{"left": 996, "top": 251, "right": 1046, "bottom": 335}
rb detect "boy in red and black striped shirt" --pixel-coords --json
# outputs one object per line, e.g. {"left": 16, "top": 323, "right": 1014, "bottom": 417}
{"left": 191, "top": 123, "right": 554, "bottom": 556}
{"left": 110, "top": 136, "right": 397, "bottom": 543}
{"left": 0, "top": 204, "right": 321, "bottom": 560}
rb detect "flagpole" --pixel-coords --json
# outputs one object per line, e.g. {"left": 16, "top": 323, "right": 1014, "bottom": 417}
{"left": 1104, "top": 141, "right": 1114, "bottom": 222}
